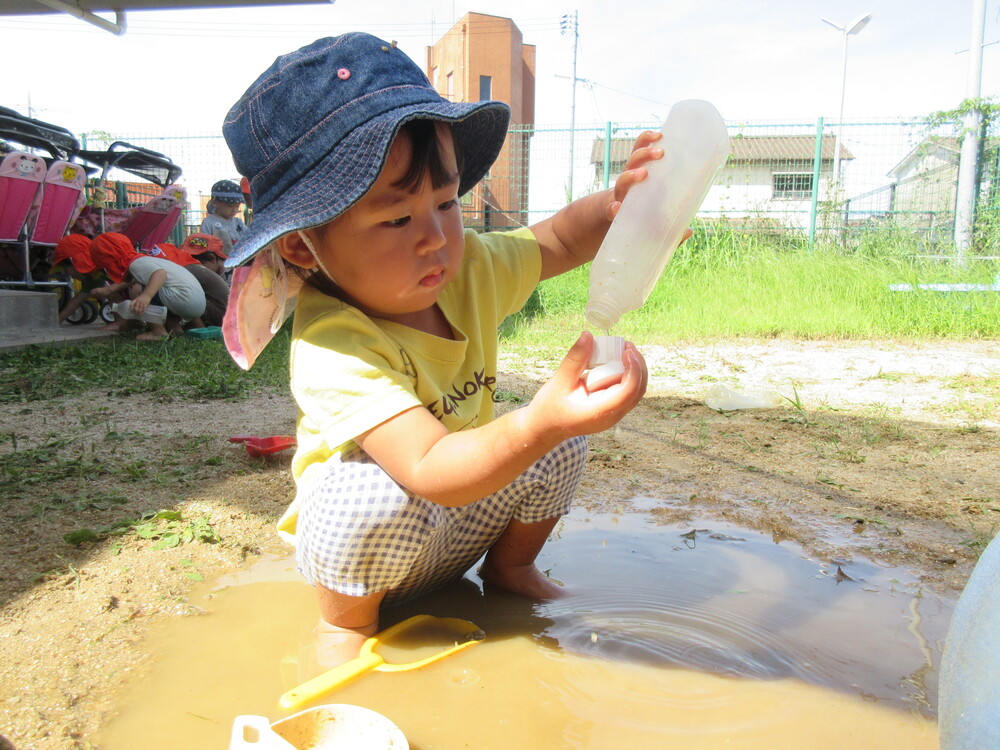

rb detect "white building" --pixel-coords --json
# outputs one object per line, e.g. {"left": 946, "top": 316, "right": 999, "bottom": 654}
{"left": 590, "top": 133, "right": 853, "bottom": 233}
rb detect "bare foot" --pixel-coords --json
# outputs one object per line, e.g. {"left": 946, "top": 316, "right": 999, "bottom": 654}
{"left": 478, "top": 560, "right": 567, "bottom": 599}
{"left": 312, "top": 618, "right": 377, "bottom": 670}
{"left": 136, "top": 332, "right": 169, "bottom": 341}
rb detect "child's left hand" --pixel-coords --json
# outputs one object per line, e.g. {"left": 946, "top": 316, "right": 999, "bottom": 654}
{"left": 602, "top": 130, "right": 694, "bottom": 244}
{"left": 527, "top": 331, "right": 648, "bottom": 439}
{"left": 604, "top": 130, "right": 664, "bottom": 222}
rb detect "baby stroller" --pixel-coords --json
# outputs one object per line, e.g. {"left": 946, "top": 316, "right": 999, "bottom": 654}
{"left": 74, "top": 141, "right": 185, "bottom": 251}
{"left": 0, "top": 106, "right": 89, "bottom": 301}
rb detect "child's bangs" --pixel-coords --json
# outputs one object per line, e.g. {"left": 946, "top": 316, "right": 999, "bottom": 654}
{"left": 393, "top": 120, "right": 462, "bottom": 193}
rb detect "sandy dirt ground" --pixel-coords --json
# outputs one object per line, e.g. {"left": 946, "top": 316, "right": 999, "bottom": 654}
{"left": 1, "top": 338, "right": 998, "bottom": 749}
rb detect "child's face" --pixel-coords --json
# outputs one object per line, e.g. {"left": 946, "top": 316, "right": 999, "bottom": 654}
{"left": 301, "top": 125, "right": 464, "bottom": 326}
{"left": 214, "top": 201, "right": 242, "bottom": 220}
{"left": 201, "top": 254, "right": 225, "bottom": 274}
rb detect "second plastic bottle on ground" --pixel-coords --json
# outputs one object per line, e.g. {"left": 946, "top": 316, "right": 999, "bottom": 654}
{"left": 111, "top": 300, "right": 168, "bottom": 325}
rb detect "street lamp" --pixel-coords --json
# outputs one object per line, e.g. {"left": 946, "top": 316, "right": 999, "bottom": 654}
{"left": 821, "top": 12, "right": 872, "bottom": 191}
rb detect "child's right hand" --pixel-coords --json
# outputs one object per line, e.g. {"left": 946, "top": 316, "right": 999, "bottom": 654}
{"left": 131, "top": 293, "right": 152, "bottom": 315}
{"left": 527, "top": 331, "right": 647, "bottom": 438}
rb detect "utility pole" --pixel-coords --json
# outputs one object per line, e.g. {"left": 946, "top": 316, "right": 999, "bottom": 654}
{"left": 953, "top": 0, "right": 987, "bottom": 266}
{"left": 560, "top": 11, "right": 579, "bottom": 201}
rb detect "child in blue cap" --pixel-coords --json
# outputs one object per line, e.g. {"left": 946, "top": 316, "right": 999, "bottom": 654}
{"left": 200, "top": 179, "right": 248, "bottom": 257}
{"left": 222, "top": 33, "right": 663, "bottom": 665}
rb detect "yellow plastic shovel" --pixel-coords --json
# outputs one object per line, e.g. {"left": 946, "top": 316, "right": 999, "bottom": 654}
{"left": 279, "top": 615, "right": 485, "bottom": 711}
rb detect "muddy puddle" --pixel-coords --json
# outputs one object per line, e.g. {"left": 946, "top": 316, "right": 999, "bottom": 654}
{"left": 95, "top": 505, "right": 949, "bottom": 749}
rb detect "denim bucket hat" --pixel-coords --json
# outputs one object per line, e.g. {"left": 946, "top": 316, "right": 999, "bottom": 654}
{"left": 220, "top": 32, "right": 511, "bottom": 369}
{"left": 222, "top": 32, "right": 511, "bottom": 268}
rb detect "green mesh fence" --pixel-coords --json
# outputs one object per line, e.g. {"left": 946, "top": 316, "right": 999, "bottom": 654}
{"left": 90, "top": 116, "right": 999, "bottom": 259}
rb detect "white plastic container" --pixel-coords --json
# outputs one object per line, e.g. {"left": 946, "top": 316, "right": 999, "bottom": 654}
{"left": 584, "top": 335, "right": 625, "bottom": 391}
{"left": 704, "top": 384, "right": 781, "bottom": 411}
{"left": 230, "top": 704, "right": 408, "bottom": 750}
{"left": 938, "top": 532, "right": 1000, "bottom": 750}
{"left": 586, "top": 100, "right": 731, "bottom": 331}
{"left": 110, "top": 299, "right": 168, "bottom": 325}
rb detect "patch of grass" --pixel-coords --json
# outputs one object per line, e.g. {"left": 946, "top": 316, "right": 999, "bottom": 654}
{"left": 493, "top": 389, "right": 525, "bottom": 405}
{"left": 856, "top": 406, "right": 910, "bottom": 445}
{"left": 0, "top": 326, "right": 291, "bottom": 404}
{"left": 941, "top": 397, "right": 998, "bottom": 426}
{"left": 501, "top": 239, "right": 1000, "bottom": 349}
{"left": 960, "top": 521, "right": 999, "bottom": 558}
{"left": 778, "top": 388, "right": 815, "bottom": 426}
{"left": 867, "top": 369, "right": 905, "bottom": 382}
{"left": 20, "top": 490, "right": 128, "bottom": 519}
{"left": 943, "top": 374, "right": 1000, "bottom": 395}
{"left": 1, "top": 436, "right": 109, "bottom": 495}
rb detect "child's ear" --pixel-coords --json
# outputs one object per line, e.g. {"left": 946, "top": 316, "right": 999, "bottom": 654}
{"left": 276, "top": 232, "right": 318, "bottom": 269}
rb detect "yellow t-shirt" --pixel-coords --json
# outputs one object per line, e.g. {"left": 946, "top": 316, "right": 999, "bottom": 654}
{"left": 278, "top": 227, "right": 541, "bottom": 539}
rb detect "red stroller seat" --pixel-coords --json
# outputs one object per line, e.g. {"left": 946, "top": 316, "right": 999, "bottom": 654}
{"left": 30, "top": 161, "right": 87, "bottom": 246}
{"left": 129, "top": 184, "right": 187, "bottom": 251}
{"left": 0, "top": 151, "right": 47, "bottom": 279}
{"left": 0, "top": 151, "right": 45, "bottom": 244}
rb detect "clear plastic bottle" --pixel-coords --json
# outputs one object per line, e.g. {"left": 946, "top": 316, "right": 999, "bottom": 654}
{"left": 110, "top": 299, "right": 168, "bottom": 325}
{"left": 586, "top": 100, "right": 731, "bottom": 331}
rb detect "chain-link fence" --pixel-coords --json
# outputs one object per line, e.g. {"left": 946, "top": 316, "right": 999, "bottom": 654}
{"left": 90, "top": 115, "right": 999, "bottom": 260}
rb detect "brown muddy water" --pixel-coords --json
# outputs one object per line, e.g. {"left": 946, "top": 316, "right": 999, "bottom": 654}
{"left": 96, "top": 505, "right": 948, "bottom": 749}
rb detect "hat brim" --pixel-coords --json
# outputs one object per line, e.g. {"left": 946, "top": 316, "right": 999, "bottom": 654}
{"left": 69, "top": 255, "right": 98, "bottom": 275}
{"left": 225, "top": 99, "right": 509, "bottom": 268}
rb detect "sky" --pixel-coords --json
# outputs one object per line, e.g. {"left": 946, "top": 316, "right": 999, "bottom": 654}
{"left": 2, "top": 0, "right": 997, "bottom": 139}
{"left": 0, "top": 0, "right": 997, "bottom": 211}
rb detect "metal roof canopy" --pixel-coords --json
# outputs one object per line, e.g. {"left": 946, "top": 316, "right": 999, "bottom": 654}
{"left": 79, "top": 141, "right": 183, "bottom": 187}
{"left": 2, "top": 1, "right": 335, "bottom": 35}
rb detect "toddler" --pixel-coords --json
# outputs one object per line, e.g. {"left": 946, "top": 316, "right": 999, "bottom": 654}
{"left": 200, "top": 179, "right": 248, "bottom": 257}
{"left": 149, "top": 233, "right": 230, "bottom": 328}
{"left": 51, "top": 234, "right": 109, "bottom": 324}
{"left": 222, "top": 33, "right": 661, "bottom": 664}
{"left": 89, "top": 232, "right": 206, "bottom": 340}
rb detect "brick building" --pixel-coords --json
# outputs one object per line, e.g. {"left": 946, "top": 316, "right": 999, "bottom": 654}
{"left": 426, "top": 12, "right": 534, "bottom": 230}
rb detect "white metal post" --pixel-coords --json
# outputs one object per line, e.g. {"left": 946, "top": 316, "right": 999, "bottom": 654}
{"left": 953, "top": 0, "right": 987, "bottom": 266}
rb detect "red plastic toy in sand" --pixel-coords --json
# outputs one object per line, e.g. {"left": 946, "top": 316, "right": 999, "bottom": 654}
{"left": 229, "top": 435, "right": 297, "bottom": 457}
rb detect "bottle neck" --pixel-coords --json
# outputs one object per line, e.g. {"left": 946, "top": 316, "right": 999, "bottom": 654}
{"left": 585, "top": 294, "right": 623, "bottom": 331}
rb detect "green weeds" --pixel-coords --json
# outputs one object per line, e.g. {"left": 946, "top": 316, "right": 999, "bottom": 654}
{"left": 64, "top": 509, "right": 221, "bottom": 551}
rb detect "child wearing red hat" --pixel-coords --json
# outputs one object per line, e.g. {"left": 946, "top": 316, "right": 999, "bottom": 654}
{"left": 51, "top": 234, "right": 111, "bottom": 324}
{"left": 175, "top": 233, "right": 230, "bottom": 327}
{"left": 89, "top": 233, "right": 206, "bottom": 340}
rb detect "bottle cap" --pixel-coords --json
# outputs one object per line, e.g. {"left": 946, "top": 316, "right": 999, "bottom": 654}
{"left": 588, "top": 335, "right": 626, "bottom": 367}
{"left": 584, "top": 335, "right": 626, "bottom": 390}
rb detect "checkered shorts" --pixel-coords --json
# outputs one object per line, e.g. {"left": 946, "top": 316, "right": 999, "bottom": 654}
{"left": 295, "top": 435, "right": 588, "bottom": 604}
